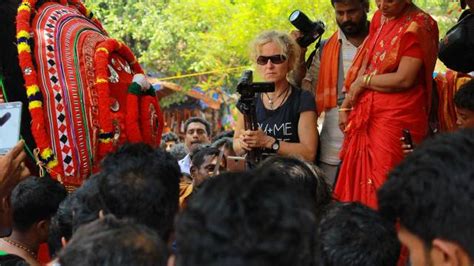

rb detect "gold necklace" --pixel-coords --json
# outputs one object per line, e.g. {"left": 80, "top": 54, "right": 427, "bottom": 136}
{"left": 3, "top": 237, "right": 37, "bottom": 258}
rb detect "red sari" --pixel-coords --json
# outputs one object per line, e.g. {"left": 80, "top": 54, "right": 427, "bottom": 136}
{"left": 334, "top": 8, "right": 438, "bottom": 209}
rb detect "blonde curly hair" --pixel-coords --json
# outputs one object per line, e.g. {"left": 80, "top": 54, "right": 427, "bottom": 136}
{"left": 250, "top": 30, "right": 301, "bottom": 73}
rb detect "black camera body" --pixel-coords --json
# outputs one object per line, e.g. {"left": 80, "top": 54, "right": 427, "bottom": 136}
{"left": 236, "top": 70, "right": 274, "bottom": 167}
{"left": 289, "top": 10, "right": 325, "bottom": 48}
{"left": 237, "top": 70, "right": 275, "bottom": 100}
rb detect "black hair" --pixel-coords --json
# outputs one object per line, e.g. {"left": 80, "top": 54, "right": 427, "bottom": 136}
{"left": 331, "top": 0, "right": 369, "bottom": 7}
{"left": 316, "top": 202, "right": 400, "bottom": 266}
{"left": 211, "top": 136, "right": 234, "bottom": 150}
{"left": 184, "top": 117, "right": 211, "bottom": 136}
{"left": 454, "top": 79, "right": 474, "bottom": 111}
{"left": 162, "top": 132, "right": 179, "bottom": 143}
{"left": 58, "top": 215, "right": 168, "bottom": 266}
{"left": 257, "top": 156, "right": 332, "bottom": 220}
{"left": 190, "top": 146, "right": 220, "bottom": 169}
{"left": 48, "top": 195, "right": 74, "bottom": 258}
{"left": 175, "top": 171, "right": 318, "bottom": 266}
{"left": 169, "top": 143, "right": 187, "bottom": 161}
{"left": 99, "top": 142, "right": 180, "bottom": 242}
{"left": 70, "top": 174, "right": 108, "bottom": 233}
{"left": 212, "top": 130, "right": 234, "bottom": 142}
{"left": 378, "top": 129, "right": 474, "bottom": 258}
{"left": 11, "top": 176, "right": 67, "bottom": 232}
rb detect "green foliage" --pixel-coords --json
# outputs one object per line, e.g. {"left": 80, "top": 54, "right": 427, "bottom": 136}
{"left": 85, "top": 0, "right": 464, "bottom": 101}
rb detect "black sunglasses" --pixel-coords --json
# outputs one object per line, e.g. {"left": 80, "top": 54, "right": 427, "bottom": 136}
{"left": 256, "top": 54, "right": 287, "bottom": 65}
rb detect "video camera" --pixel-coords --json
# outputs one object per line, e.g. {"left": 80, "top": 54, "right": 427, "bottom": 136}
{"left": 289, "top": 10, "right": 325, "bottom": 48}
{"left": 236, "top": 70, "right": 274, "bottom": 167}
{"left": 237, "top": 70, "right": 275, "bottom": 101}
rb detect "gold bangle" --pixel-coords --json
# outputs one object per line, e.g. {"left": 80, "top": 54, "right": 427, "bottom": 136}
{"left": 363, "top": 74, "right": 369, "bottom": 87}
{"left": 366, "top": 74, "right": 374, "bottom": 87}
{"left": 338, "top": 107, "right": 353, "bottom": 112}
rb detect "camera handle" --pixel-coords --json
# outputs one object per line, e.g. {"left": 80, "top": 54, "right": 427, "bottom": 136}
{"left": 236, "top": 95, "right": 262, "bottom": 169}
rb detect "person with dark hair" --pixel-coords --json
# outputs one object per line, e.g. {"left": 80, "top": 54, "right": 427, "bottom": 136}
{"left": 211, "top": 130, "right": 234, "bottom": 142}
{"left": 454, "top": 79, "right": 474, "bottom": 129}
{"left": 47, "top": 195, "right": 74, "bottom": 258}
{"left": 190, "top": 146, "right": 224, "bottom": 188}
{"left": 378, "top": 129, "right": 474, "bottom": 265}
{"left": 179, "top": 117, "right": 211, "bottom": 174}
{"left": 99, "top": 143, "right": 180, "bottom": 243}
{"left": 291, "top": 0, "right": 370, "bottom": 184}
{"left": 169, "top": 143, "right": 187, "bottom": 161}
{"left": 179, "top": 146, "right": 225, "bottom": 209}
{"left": 57, "top": 215, "right": 168, "bottom": 266}
{"left": 0, "top": 176, "right": 67, "bottom": 266}
{"left": 161, "top": 132, "right": 180, "bottom": 152}
{"left": 175, "top": 171, "right": 318, "bottom": 266}
{"left": 256, "top": 156, "right": 332, "bottom": 220}
{"left": 316, "top": 202, "right": 400, "bottom": 266}
{"left": 69, "top": 175, "right": 107, "bottom": 233}
{"left": 211, "top": 137, "right": 236, "bottom": 157}
{"left": 233, "top": 30, "right": 318, "bottom": 162}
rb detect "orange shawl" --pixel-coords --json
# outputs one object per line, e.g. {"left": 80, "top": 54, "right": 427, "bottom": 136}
{"left": 334, "top": 8, "right": 439, "bottom": 210}
{"left": 315, "top": 31, "right": 341, "bottom": 115}
{"left": 344, "top": 9, "right": 438, "bottom": 111}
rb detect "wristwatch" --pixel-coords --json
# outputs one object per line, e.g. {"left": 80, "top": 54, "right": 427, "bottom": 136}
{"left": 271, "top": 138, "right": 280, "bottom": 152}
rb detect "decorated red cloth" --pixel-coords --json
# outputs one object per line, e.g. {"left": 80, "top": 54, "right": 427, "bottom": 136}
{"left": 334, "top": 8, "right": 439, "bottom": 209}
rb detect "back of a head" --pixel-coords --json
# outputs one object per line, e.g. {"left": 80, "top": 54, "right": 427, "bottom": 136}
{"left": 169, "top": 143, "right": 187, "bottom": 161}
{"left": 69, "top": 175, "right": 107, "bottom": 232}
{"left": 378, "top": 129, "right": 474, "bottom": 258}
{"left": 257, "top": 156, "right": 332, "bottom": 217}
{"left": 48, "top": 195, "right": 74, "bottom": 258}
{"left": 58, "top": 215, "right": 168, "bottom": 266}
{"left": 99, "top": 143, "right": 180, "bottom": 241}
{"left": 11, "top": 176, "right": 67, "bottom": 232}
{"left": 175, "top": 171, "right": 318, "bottom": 266}
{"left": 162, "top": 132, "right": 179, "bottom": 143}
{"left": 317, "top": 202, "right": 400, "bottom": 266}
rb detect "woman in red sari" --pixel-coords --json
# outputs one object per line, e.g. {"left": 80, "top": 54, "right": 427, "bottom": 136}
{"left": 334, "top": 0, "right": 438, "bottom": 209}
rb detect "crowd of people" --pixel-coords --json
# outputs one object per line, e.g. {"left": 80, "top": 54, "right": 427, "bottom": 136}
{"left": 1, "top": 0, "right": 474, "bottom": 265}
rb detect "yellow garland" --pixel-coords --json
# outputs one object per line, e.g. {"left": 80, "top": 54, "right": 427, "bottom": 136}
{"left": 17, "top": 30, "right": 30, "bottom": 39}
{"left": 18, "top": 42, "right": 31, "bottom": 53}
{"left": 26, "top": 85, "right": 40, "bottom": 97}
{"left": 28, "top": 101, "right": 42, "bottom": 110}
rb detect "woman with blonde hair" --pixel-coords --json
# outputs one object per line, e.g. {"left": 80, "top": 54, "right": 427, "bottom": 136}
{"left": 233, "top": 30, "right": 318, "bottom": 162}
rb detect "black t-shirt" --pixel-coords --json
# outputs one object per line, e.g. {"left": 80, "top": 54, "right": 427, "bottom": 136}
{"left": 256, "top": 86, "right": 316, "bottom": 144}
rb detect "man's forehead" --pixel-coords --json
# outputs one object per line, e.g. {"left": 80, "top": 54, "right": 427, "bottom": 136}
{"left": 187, "top": 122, "right": 206, "bottom": 130}
{"left": 334, "top": 0, "right": 365, "bottom": 10}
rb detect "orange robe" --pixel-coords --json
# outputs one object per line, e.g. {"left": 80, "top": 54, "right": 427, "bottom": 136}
{"left": 334, "top": 8, "right": 439, "bottom": 209}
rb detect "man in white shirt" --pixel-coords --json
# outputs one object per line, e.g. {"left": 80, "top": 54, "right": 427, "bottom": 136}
{"left": 178, "top": 117, "right": 211, "bottom": 174}
{"left": 293, "top": 0, "right": 370, "bottom": 185}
